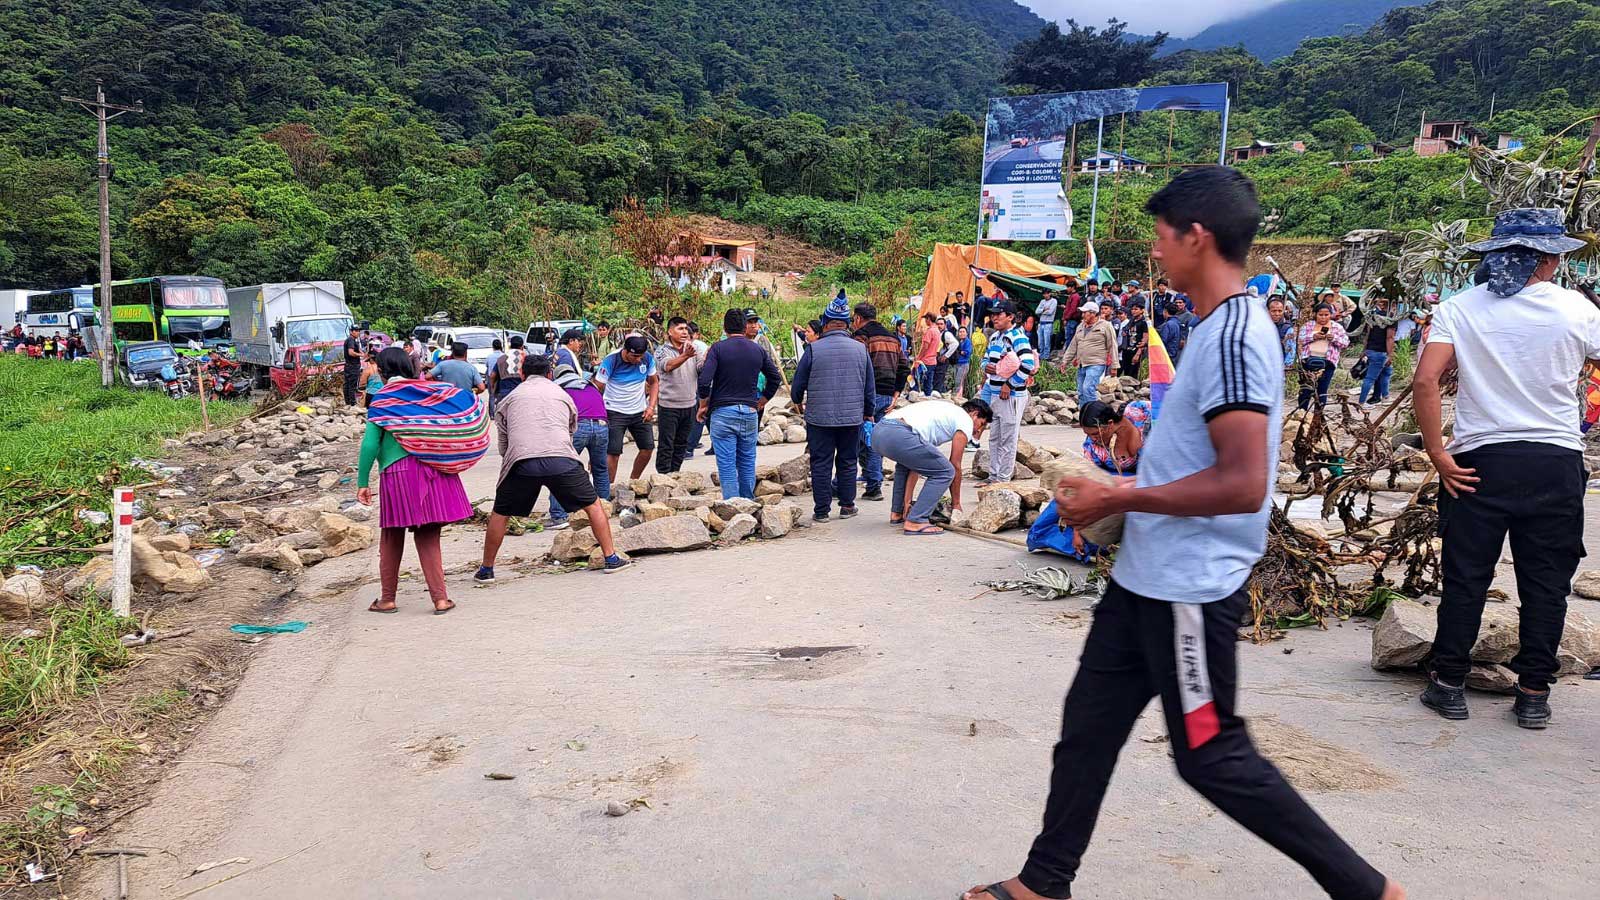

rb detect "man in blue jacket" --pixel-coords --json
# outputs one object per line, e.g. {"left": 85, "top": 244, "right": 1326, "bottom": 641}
{"left": 792, "top": 296, "right": 876, "bottom": 522}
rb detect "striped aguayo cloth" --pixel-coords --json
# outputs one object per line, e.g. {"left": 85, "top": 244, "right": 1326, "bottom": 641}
{"left": 367, "top": 379, "right": 489, "bottom": 474}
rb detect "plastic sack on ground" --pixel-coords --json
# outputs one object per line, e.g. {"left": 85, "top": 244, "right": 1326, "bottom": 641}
{"left": 1026, "top": 501, "right": 1098, "bottom": 563}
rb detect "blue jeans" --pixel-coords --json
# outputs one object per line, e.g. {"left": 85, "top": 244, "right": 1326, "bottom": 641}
{"left": 1076, "top": 364, "right": 1105, "bottom": 406}
{"left": 710, "top": 405, "right": 759, "bottom": 499}
{"left": 858, "top": 393, "right": 894, "bottom": 493}
{"left": 548, "top": 420, "right": 611, "bottom": 520}
{"left": 1058, "top": 318, "right": 1077, "bottom": 354}
{"left": 1038, "top": 321, "right": 1054, "bottom": 360}
{"left": 916, "top": 364, "right": 934, "bottom": 395}
{"left": 1359, "top": 350, "right": 1391, "bottom": 404}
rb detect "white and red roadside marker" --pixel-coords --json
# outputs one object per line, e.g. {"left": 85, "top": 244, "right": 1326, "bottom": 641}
{"left": 110, "top": 486, "right": 135, "bottom": 616}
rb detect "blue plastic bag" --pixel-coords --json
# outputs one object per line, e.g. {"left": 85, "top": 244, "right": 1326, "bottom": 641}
{"left": 861, "top": 418, "right": 875, "bottom": 448}
{"left": 1026, "top": 502, "right": 1098, "bottom": 562}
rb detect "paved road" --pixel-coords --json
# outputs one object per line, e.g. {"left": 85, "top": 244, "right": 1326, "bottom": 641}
{"left": 83, "top": 424, "right": 1600, "bottom": 899}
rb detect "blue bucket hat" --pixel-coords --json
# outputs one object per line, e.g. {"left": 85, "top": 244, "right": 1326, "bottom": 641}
{"left": 1466, "top": 209, "right": 1585, "bottom": 297}
{"left": 822, "top": 296, "right": 852, "bottom": 322}
{"left": 1465, "top": 208, "right": 1586, "bottom": 255}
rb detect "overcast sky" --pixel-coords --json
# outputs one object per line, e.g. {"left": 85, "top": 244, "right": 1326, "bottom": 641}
{"left": 1019, "top": 0, "right": 1286, "bottom": 39}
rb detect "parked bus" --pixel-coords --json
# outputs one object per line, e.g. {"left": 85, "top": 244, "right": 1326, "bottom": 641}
{"left": 20, "top": 286, "right": 94, "bottom": 336}
{"left": 90, "top": 276, "right": 230, "bottom": 357}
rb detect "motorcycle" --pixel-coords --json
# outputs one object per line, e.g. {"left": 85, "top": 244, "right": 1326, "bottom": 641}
{"left": 159, "top": 362, "right": 194, "bottom": 399}
{"left": 205, "top": 365, "right": 253, "bottom": 401}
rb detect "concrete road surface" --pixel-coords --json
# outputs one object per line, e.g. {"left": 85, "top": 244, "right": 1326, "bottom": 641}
{"left": 82, "top": 424, "right": 1600, "bottom": 899}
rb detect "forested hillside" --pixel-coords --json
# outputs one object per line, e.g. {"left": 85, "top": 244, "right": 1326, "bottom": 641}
{"left": 0, "top": 0, "right": 1596, "bottom": 328}
{"left": 1157, "top": 0, "right": 1423, "bottom": 61}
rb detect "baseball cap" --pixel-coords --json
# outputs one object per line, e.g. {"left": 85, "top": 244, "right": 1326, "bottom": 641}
{"left": 623, "top": 335, "right": 649, "bottom": 353}
{"left": 991, "top": 299, "right": 1018, "bottom": 317}
{"left": 560, "top": 328, "right": 584, "bottom": 344}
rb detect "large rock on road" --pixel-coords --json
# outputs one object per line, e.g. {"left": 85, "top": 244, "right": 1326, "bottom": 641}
{"left": 1371, "top": 597, "right": 1600, "bottom": 677}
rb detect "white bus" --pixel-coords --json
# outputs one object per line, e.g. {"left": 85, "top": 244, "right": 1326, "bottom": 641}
{"left": 20, "top": 286, "right": 94, "bottom": 336}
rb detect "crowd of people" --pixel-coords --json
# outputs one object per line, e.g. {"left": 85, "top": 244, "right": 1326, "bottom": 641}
{"left": 5, "top": 324, "right": 86, "bottom": 359}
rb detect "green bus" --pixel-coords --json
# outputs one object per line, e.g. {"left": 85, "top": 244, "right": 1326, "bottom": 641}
{"left": 90, "top": 276, "right": 230, "bottom": 357}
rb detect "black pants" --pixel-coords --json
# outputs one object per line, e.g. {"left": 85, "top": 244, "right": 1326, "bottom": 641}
{"left": 1432, "top": 441, "right": 1586, "bottom": 691}
{"left": 655, "top": 405, "right": 696, "bottom": 473}
{"left": 342, "top": 364, "right": 361, "bottom": 405}
{"left": 806, "top": 423, "right": 860, "bottom": 517}
{"left": 932, "top": 361, "right": 951, "bottom": 394}
{"left": 1119, "top": 348, "right": 1141, "bottom": 379}
{"left": 1021, "top": 580, "right": 1386, "bottom": 900}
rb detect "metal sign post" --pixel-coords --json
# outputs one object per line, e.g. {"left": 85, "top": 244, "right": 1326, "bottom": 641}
{"left": 110, "top": 487, "right": 134, "bottom": 616}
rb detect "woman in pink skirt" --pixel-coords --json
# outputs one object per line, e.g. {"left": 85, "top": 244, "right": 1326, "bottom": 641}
{"left": 356, "top": 347, "right": 474, "bottom": 615}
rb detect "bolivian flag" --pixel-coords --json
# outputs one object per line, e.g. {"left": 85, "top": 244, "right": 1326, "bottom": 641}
{"left": 1146, "top": 319, "right": 1175, "bottom": 420}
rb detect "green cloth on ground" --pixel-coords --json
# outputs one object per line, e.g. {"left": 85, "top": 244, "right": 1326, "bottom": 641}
{"left": 356, "top": 420, "right": 408, "bottom": 488}
{"left": 230, "top": 621, "right": 310, "bottom": 634}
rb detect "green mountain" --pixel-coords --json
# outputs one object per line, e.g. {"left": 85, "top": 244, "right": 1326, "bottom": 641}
{"left": 1159, "top": 0, "right": 1425, "bottom": 60}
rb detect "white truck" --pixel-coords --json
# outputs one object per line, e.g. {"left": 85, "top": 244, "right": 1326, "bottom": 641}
{"left": 227, "top": 281, "right": 354, "bottom": 394}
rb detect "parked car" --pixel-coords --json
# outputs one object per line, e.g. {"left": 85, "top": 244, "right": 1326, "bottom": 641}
{"left": 433, "top": 326, "right": 511, "bottom": 375}
{"left": 118, "top": 341, "right": 183, "bottom": 390}
{"left": 525, "top": 320, "right": 586, "bottom": 358}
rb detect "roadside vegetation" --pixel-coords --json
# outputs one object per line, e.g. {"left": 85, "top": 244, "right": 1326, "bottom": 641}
{"left": 0, "top": 355, "right": 248, "bottom": 570}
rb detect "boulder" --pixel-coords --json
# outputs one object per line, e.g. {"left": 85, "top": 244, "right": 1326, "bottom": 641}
{"left": 64, "top": 557, "right": 114, "bottom": 601}
{"left": 776, "top": 453, "right": 812, "bottom": 485}
{"left": 1, "top": 573, "right": 45, "bottom": 619}
{"left": 131, "top": 536, "right": 212, "bottom": 592}
{"left": 236, "top": 541, "right": 304, "bottom": 574}
{"left": 550, "top": 527, "right": 600, "bottom": 562}
{"left": 967, "top": 489, "right": 1022, "bottom": 533}
{"left": 209, "top": 501, "right": 257, "bottom": 523}
{"left": 755, "top": 480, "right": 785, "bottom": 499}
{"left": 613, "top": 516, "right": 711, "bottom": 555}
{"left": 1573, "top": 569, "right": 1600, "bottom": 601}
{"left": 758, "top": 425, "right": 783, "bottom": 445}
{"left": 782, "top": 481, "right": 807, "bottom": 496}
{"left": 628, "top": 478, "right": 651, "bottom": 495}
{"left": 612, "top": 485, "right": 637, "bottom": 508}
{"left": 707, "top": 509, "right": 728, "bottom": 533}
{"left": 297, "top": 548, "right": 327, "bottom": 566}
{"left": 276, "top": 530, "right": 326, "bottom": 551}
{"left": 718, "top": 513, "right": 759, "bottom": 544}
{"left": 146, "top": 533, "right": 191, "bottom": 553}
{"left": 661, "top": 497, "right": 709, "bottom": 512}
{"left": 647, "top": 484, "right": 674, "bottom": 503}
{"left": 784, "top": 425, "right": 808, "bottom": 443}
{"left": 676, "top": 471, "right": 712, "bottom": 494}
{"left": 1373, "top": 598, "right": 1600, "bottom": 676}
{"left": 681, "top": 506, "right": 713, "bottom": 526}
{"left": 640, "top": 502, "right": 675, "bottom": 523}
{"left": 265, "top": 506, "right": 321, "bottom": 535}
{"left": 759, "top": 503, "right": 800, "bottom": 539}
{"left": 1369, "top": 598, "right": 1439, "bottom": 670}
{"left": 316, "top": 512, "right": 374, "bottom": 558}
{"left": 1038, "top": 454, "right": 1123, "bottom": 547}
{"left": 1466, "top": 664, "right": 1517, "bottom": 694}
{"left": 712, "top": 497, "right": 761, "bottom": 520}
{"left": 979, "top": 480, "right": 1048, "bottom": 510}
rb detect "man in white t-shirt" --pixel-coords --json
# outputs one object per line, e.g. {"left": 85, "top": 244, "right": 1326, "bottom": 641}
{"left": 872, "top": 398, "right": 991, "bottom": 535}
{"left": 1415, "top": 207, "right": 1600, "bottom": 730}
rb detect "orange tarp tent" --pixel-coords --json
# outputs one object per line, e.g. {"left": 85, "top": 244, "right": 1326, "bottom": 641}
{"left": 919, "top": 243, "right": 1067, "bottom": 318}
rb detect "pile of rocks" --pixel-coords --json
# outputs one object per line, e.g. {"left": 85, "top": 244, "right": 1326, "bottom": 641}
{"left": 1371, "top": 596, "right": 1600, "bottom": 692}
{"left": 180, "top": 396, "right": 366, "bottom": 456}
{"left": 546, "top": 462, "right": 816, "bottom": 567}
{"left": 1023, "top": 390, "right": 1080, "bottom": 426}
{"left": 1094, "top": 376, "right": 1150, "bottom": 407}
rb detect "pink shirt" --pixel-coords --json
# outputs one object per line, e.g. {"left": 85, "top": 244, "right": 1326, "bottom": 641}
{"left": 917, "top": 326, "right": 940, "bottom": 365}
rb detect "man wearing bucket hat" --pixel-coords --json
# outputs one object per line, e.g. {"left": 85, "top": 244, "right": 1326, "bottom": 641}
{"left": 1414, "top": 207, "right": 1600, "bottom": 729}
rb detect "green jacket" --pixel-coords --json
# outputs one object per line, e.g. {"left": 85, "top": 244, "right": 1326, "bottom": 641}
{"left": 356, "top": 421, "right": 409, "bottom": 488}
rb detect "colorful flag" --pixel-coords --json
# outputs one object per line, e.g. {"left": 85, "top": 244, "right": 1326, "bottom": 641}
{"left": 1077, "top": 241, "right": 1098, "bottom": 282}
{"left": 1145, "top": 315, "right": 1175, "bottom": 420}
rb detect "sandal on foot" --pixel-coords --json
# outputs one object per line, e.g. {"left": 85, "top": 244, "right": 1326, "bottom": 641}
{"left": 889, "top": 514, "right": 905, "bottom": 525}
{"left": 432, "top": 601, "right": 456, "bottom": 616}
{"left": 903, "top": 524, "right": 944, "bottom": 536}
{"left": 962, "top": 884, "right": 1017, "bottom": 900}
{"left": 367, "top": 601, "right": 398, "bottom": 614}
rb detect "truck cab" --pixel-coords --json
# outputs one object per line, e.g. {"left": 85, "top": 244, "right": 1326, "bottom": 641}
{"left": 227, "top": 282, "right": 354, "bottom": 395}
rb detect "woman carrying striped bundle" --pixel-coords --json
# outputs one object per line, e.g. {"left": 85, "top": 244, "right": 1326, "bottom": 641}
{"left": 356, "top": 347, "right": 489, "bottom": 615}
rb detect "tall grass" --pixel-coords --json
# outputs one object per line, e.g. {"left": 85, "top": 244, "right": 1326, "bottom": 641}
{"left": 0, "top": 601, "right": 132, "bottom": 727}
{"left": 0, "top": 356, "right": 247, "bottom": 568}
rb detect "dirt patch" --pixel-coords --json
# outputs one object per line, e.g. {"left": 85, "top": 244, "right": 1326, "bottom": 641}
{"left": 1, "top": 565, "right": 296, "bottom": 887}
{"left": 402, "top": 735, "right": 465, "bottom": 769}
{"left": 680, "top": 214, "right": 844, "bottom": 273}
{"left": 1249, "top": 715, "right": 1400, "bottom": 793}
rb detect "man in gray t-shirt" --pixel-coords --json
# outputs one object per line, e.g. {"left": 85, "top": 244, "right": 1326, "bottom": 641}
{"left": 960, "top": 167, "right": 1397, "bottom": 900}
{"left": 430, "top": 342, "right": 483, "bottom": 395}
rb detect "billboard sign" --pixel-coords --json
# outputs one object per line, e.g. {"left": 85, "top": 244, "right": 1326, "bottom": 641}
{"left": 980, "top": 83, "right": 1229, "bottom": 241}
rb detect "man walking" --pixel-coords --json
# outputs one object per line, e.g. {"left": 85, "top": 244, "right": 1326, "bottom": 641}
{"left": 874, "top": 398, "right": 990, "bottom": 536}
{"left": 476, "top": 355, "right": 631, "bottom": 581}
{"left": 852, "top": 303, "right": 910, "bottom": 502}
{"left": 1064, "top": 304, "right": 1116, "bottom": 407}
{"left": 1035, "top": 291, "right": 1058, "bottom": 361}
{"left": 961, "top": 167, "right": 1402, "bottom": 900}
{"left": 594, "top": 335, "right": 659, "bottom": 484}
{"left": 791, "top": 297, "right": 875, "bottom": 522}
{"left": 1415, "top": 208, "right": 1600, "bottom": 729}
{"left": 979, "top": 299, "right": 1036, "bottom": 484}
{"left": 654, "top": 317, "right": 706, "bottom": 474}
{"left": 342, "top": 323, "right": 363, "bottom": 405}
{"left": 1358, "top": 296, "right": 1396, "bottom": 408}
{"left": 699, "top": 309, "right": 782, "bottom": 500}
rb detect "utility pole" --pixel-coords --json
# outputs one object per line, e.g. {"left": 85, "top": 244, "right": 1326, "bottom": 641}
{"left": 62, "top": 81, "right": 141, "bottom": 388}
